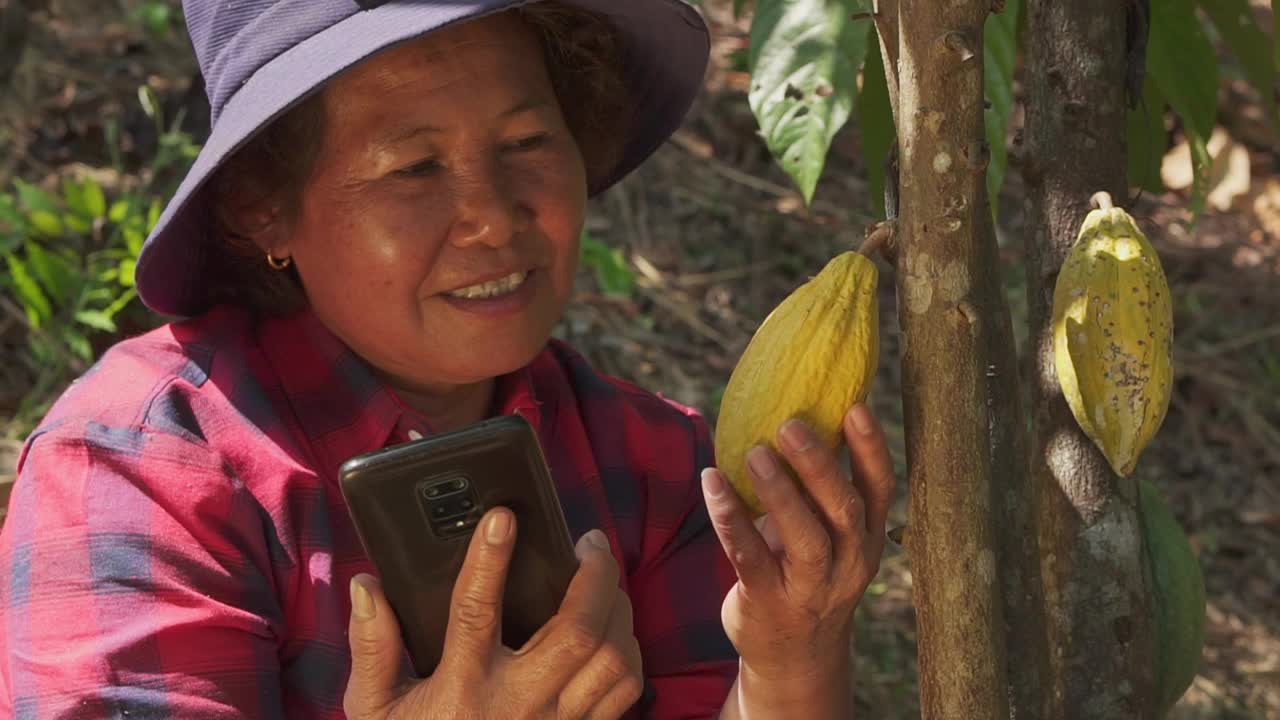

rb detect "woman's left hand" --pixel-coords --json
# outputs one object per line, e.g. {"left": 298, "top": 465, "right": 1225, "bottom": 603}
{"left": 701, "top": 403, "right": 896, "bottom": 698}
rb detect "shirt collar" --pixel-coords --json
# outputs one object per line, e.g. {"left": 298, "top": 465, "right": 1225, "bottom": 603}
{"left": 255, "top": 307, "right": 549, "bottom": 479}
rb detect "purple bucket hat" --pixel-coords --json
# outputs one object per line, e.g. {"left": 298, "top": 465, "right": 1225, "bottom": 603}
{"left": 134, "top": 0, "right": 710, "bottom": 317}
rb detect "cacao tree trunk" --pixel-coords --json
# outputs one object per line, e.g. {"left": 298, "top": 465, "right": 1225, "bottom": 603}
{"left": 889, "top": 1, "right": 1047, "bottom": 717}
{"left": 1021, "top": 1, "right": 1158, "bottom": 717}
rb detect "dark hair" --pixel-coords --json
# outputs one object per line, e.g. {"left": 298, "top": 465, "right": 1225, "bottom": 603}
{"left": 205, "top": 2, "right": 631, "bottom": 315}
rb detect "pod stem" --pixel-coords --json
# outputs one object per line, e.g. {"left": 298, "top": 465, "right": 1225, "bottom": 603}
{"left": 1090, "top": 191, "right": 1115, "bottom": 210}
{"left": 858, "top": 219, "right": 897, "bottom": 259}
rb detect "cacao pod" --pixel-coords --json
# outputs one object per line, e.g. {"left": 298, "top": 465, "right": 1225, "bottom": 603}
{"left": 1139, "top": 478, "right": 1206, "bottom": 717}
{"left": 1051, "top": 202, "right": 1173, "bottom": 476}
{"left": 714, "top": 251, "right": 879, "bottom": 517}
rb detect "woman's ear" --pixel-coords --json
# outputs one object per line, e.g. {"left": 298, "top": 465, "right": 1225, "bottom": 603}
{"left": 220, "top": 194, "right": 292, "bottom": 259}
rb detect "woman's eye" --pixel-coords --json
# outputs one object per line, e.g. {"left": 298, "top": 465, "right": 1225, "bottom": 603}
{"left": 506, "top": 134, "right": 549, "bottom": 152}
{"left": 395, "top": 159, "right": 440, "bottom": 177}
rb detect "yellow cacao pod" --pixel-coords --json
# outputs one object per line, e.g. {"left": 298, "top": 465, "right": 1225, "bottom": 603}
{"left": 1052, "top": 203, "right": 1173, "bottom": 477}
{"left": 714, "top": 251, "right": 879, "bottom": 517}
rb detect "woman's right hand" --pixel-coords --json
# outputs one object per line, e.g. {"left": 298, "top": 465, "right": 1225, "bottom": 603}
{"left": 342, "top": 507, "right": 645, "bottom": 720}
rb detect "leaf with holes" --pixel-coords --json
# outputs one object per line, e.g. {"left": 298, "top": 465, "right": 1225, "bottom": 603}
{"left": 748, "top": 0, "right": 868, "bottom": 205}
{"left": 983, "top": 0, "right": 1019, "bottom": 218}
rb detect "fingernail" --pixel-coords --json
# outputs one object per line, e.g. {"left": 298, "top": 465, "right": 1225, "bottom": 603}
{"left": 583, "top": 529, "right": 610, "bottom": 550}
{"left": 849, "top": 404, "right": 875, "bottom": 436}
{"left": 746, "top": 445, "right": 778, "bottom": 479}
{"left": 486, "top": 510, "right": 511, "bottom": 544}
{"left": 701, "top": 468, "right": 725, "bottom": 498}
{"left": 780, "top": 418, "right": 813, "bottom": 451}
{"left": 350, "top": 577, "right": 376, "bottom": 621}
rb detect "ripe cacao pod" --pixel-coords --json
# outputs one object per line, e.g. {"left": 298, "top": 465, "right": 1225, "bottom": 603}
{"left": 1139, "top": 478, "right": 1205, "bottom": 717}
{"left": 1051, "top": 201, "right": 1173, "bottom": 476}
{"left": 714, "top": 251, "right": 879, "bottom": 517}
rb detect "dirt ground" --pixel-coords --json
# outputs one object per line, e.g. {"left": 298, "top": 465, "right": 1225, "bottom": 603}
{"left": 1, "top": 1, "right": 1277, "bottom": 717}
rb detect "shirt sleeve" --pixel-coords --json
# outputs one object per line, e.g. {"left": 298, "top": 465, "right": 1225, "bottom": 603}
{"left": 627, "top": 409, "right": 740, "bottom": 720}
{"left": 0, "top": 423, "right": 287, "bottom": 719}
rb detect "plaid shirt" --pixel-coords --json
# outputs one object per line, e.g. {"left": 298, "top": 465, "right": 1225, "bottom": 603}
{"left": 0, "top": 305, "right": 739, "bottom": 719}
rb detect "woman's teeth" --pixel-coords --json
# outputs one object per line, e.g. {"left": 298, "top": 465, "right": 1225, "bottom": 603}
{"left": 447, "top": 271, "right": 528, "bottom": 299}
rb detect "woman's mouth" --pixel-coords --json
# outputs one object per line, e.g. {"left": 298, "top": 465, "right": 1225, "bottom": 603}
{"left": 446, "top": 270, "right": 529, "bottom": 299}
{"left": 440, "top": 270, "right": 537, "bottom": 316}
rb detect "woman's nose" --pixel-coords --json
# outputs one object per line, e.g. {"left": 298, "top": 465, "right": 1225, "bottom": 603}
{"left": 449, "top": 166, "right": 529, "bottom": 248}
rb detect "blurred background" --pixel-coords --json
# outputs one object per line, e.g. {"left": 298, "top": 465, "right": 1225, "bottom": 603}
{"left": 0, "top": 0, "right": 1276, "bottom": 717}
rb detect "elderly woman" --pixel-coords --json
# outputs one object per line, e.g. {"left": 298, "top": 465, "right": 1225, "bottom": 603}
{"left": 0, "top": 1, "right": 896, "bottom": 718}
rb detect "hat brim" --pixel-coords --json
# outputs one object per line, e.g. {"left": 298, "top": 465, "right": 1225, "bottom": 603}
{"left": 134, "top": 0, "right": 709, "bottom": 317}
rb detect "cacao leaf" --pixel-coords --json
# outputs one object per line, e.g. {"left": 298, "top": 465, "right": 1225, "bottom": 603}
{"left": 1147, "top": 0, "right": 1218, "bottom": 214}
{"left": 983, "top": 0, "right": 1020, "bottom": 218}
{"left": 1199, "top": 0, "right": 1276, "bottom": 131}
{"left": 857, "top": 26, "right": 894, "bottom": 219}
{"left": 748, "top": 0, "right": 868, "bottom": 205}
{"left": 1126, "top": 71, "right": 1167, "bottom": 194}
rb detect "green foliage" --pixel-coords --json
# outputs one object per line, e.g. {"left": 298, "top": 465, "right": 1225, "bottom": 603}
{"left": 579, "top": 230, "right": 636, "bottom": 298}
{"left": 1199, "top": 0, "right": 1276, "bottom": 131}
{"left": 739, "top": 0, "right": 1276, "bottom": 217}
{"left": 746, "top": 0, "right": 869, "bottom": 205}
{"left": 1149, "top": 0, "right": 1219, "bottom": 214}
{"left": 1, "top": 83, "right": 199, "bottom": 430}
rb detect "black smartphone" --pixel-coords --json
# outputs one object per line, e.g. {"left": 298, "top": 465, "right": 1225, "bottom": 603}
{"left": 339, "top": 414, "right": 579, "bottom": 677}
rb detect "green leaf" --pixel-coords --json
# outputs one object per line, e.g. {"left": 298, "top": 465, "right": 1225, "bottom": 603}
{"left": 857, "top": 27, "right": 894, "bottom": 220}
{"left": 83, "top": 179, "right": 107, "bottom": 219}
{"left": 1127, "top": 73, "right": 1167, "bottom": 194}
{"left": 108, "top": 198, "right": 132, "bottom": 224}
{"left": 146, "top": 197, "right": 163, "bottom": 233}
{"left": 63, "top": 213, "right": 93, "bottom": 236}
{"left": 118, "top": 257, "right": 137, "bottom": 288}
{"left": 74, "top": 310, "right": 118, "bottom": 333}
{"left": 104, "top": 287, "right": 138, "bottom": 318}
{"left": 748, "top": 0, "right": 868, "bottom": 205}
{"left": 5, "top": 254, "right": 52, "bottom": 328}
{"left": 1148, "top": 0, "right": 1219, "bottom": 213}
{"left": 61, "top": 326, "right": 93, "bottom": 362}
{"left": 983, "top": 0, "right": 1020, "bottom": 218}
{"left": 24, "top": 242, "right": 79, "bottom": 307}
{"left": 13, "top": 179, "right": 59, "bottom": 216}
{"left": 579, "top": 232, "right": 635, "bottom": 298}
{"left": 28, "top": 210, "right": 64, "bottom": 238}
{"left": 1199, "top": 0, "right": 1276, "bottom": 131}
{"left": 123, "top": 227, "right": 145, "bottom": 257}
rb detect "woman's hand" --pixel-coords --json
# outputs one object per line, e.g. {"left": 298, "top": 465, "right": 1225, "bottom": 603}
{"left": 343, "top": 509, "right": 644, "bottom": 720}
{"left": 701, "top": 403, "right": 896, "bottom": 712}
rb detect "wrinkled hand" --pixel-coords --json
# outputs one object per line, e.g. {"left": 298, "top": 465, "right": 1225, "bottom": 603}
{"left": 343, "top": 509, "right": 644, "bottom": 720}
{"left": 701, "top": 404, "right": 895, "bottom": 686}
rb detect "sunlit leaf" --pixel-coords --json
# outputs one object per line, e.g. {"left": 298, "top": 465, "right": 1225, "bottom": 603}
{"left": 75, "top": 310, "right": 118, "bottom": 333}
{"left": 28, "top": 211, "right": 64, "bottom": 238}
{"left": 983, "top": 0, "right": 1020, "bottom": 218}
{"left": 24, "top": 242, "right": 79, "bottom": 307}
{"left": 858, "top": 26, "right": 894, "bottom": 220}
{"left": 1148, "top": 0, "right": 1218, "bottom": 213}
{"left": 118, "top": 258, "right": 137, "bottom": 288}
{"left": 13, "top": 179, "right": 59, "bottom": 215}
{"left": 5, "top": 254, "right": 52, "bottom": 328}
{"left": 748, "top": 0, "right": 868, "bottom": 205}
{"left": 1199, "top": 0, "right": 1276, "bottom": 131}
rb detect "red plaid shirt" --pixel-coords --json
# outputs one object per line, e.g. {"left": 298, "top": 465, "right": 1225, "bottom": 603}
{"left": 0, "top": 305, "right": 739, "bottom": 719}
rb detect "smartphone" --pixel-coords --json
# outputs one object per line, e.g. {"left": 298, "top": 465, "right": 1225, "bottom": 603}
{"left": 339, "top": 414, "right": 579, "bottom": 677}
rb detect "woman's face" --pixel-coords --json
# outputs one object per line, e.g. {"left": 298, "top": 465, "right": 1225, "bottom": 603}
{"left": 270, "top": 12, "right": 588, "bottom": 395}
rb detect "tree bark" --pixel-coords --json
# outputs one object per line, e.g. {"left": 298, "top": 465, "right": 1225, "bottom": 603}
{"left": 1021, "top": 1, "right": 1157, "bottom": 717}
{"left": 891, "top": 1, "right": 1045, "bottom": 717}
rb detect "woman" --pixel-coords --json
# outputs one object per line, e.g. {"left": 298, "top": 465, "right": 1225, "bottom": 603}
{"left": 0, "top": 1, "right": 896, "bottom": 718}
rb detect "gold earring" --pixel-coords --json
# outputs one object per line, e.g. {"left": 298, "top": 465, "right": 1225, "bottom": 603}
{"left": 266, "top": 252, "right": 292, "bottom": 270}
